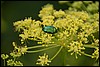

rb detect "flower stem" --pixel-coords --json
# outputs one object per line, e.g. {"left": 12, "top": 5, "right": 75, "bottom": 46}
{"left": 80, "top": 52, "right": 92, "bottom": 58}
{"left": 27, "top": 45, "right": 45, "bottom": 49}
{"left": 4, "top": 60, "right": 5, "bottom": 66}
{"left": 83, "top": 45, "right": 98, "bottom": 49}
{"left": 50, "top": 46, "right": 63, "bottom": 61}
{"left": 27, "top": 44, "right": 58, "bottom": 49}
{"left": 26, "top": 45, "right": 60, "bottom": 53}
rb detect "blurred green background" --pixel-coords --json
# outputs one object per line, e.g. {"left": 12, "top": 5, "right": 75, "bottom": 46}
{"left": 1, "top": 1, "right": 98, "bottom": 66}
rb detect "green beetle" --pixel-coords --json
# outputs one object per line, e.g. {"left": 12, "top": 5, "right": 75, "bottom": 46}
{"left": 42, "top": 26, "right": 57, "bottom": 34}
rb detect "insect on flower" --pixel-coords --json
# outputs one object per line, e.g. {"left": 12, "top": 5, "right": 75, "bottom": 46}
{"left": 42, "top": 26, "right": 57, "bottom": 34}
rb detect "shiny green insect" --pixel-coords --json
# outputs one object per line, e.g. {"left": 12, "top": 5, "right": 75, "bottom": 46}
{"left": 42, "top": 26, "right": 57, "bottom": 34}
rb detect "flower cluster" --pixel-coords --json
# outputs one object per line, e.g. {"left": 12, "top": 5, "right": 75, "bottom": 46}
{"left": 1, "top": 1, "right": 99, "bottom": 66}
{"left": 36, "top": 53, "right": 51, "bottom": 66}
{"left": 1, "top": 53, "right": 23, "bottom": 66}
{"left": 91, "top": 48, "right": 99, "bottom": 60}
{"left": 10, "top": 42, "right": 28, "bottom": 58}
{"left": 67, "top": 41, "right": 85, "bottom": 59}
{"left": 13, "top": 2, "right": 99, "bottom": 60}
{"left": 59, "top": 1, "right": 99, "bottom": 14}
{"left": 7, "top": 59, "right": 23, "bottom": 66}
{"left": 1, "top": 42, "right": 25, "bottom": 66}
{"left": 1, "top": 54, "right": 9, "bottom": 60}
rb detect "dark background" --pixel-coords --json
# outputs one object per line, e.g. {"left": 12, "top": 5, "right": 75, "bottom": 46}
{"left": 1, "top": 1, "right": 97, "bottom": 66}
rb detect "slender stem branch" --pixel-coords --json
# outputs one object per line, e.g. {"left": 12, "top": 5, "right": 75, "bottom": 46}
{"left": 50, "top": 46, "right": 63, "bottom": 61}
{"left": 27, "top": 45, "right": 45, "bottom": 49}
{"left": 80, "top": 52, "right": 92, "bottom": 58}
{"left": 26, "top": 45, "right": 60, "bottom": 53}
{"left": 14, "top": 58, "right": 15, "bottom": 61}
{"left": 27, "top": 44, "right": 58, "bottom": 49}
{"left": 83, "top": 45, "right": 98, "bottom": 49}
{"left": 4, "top": 60, "right": 5, "bottom": 66}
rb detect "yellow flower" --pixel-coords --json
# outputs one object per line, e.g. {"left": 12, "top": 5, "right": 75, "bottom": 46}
{"left": 13, "top": 3, "right": 99, "bottom": 61}
{"left": 10, "top": 42, "right": 28, "bottom": 58}
{"left": 53, "top": 9, "right": 65, "bottom": 18}
{"left": 67, "top": 41, "right": 85, "bottom": 59}
{"left": 36, "top": 53, "right": 51, "bottom": 66}
{"left": 7, "top": 59, "right": 14, "bottom": 66}
{"left": 1, "top": 54, "right": 9, "bottom": 60}
{"left": 14, "top": 61, "right": 23, "bottom": 66}
{"left": 91, "top": 48, "right": 99, "bottom": 60}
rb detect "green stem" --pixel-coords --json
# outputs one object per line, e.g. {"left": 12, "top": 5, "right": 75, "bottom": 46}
{"left": 27, "top": 45, "right": 45, "bottom": 49}
{"left": 14, "top": 58, "right": 15, "bottom": 61}
{"left": 80, "top": 52, "right": 92, "bottom": 58}
{"left": 83, "top": 45, "right": 98, "bottom": 49}
{"left": 27, "top": 44, "right": 58, "bottom": 49}
{"left": 26, "top": 45, "right": 60, "bottom": 53}
{"left": 50, "top": 46, "right": 63, "bottom": 61}
{"left": 4, "top": 60, "right": 5, "bottom": 66}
